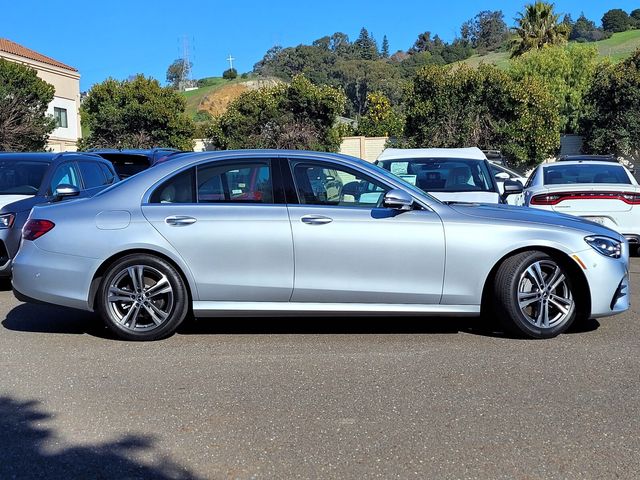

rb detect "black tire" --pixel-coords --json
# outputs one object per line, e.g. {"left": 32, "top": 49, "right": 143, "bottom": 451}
{"left": 97, "top": 254, "right": 189, "bottom": 341}
{"left": 494, "top": 251, "right": 577, "bottom": 339}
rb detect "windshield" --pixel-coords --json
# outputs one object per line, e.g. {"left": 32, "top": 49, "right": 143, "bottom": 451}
{"left": 377, "top": 158, "right": 495, "bottom": 193}
{"left": 0, "top": 160, "right": 49, "bottom": 195}
{"left": 544, "top": 164, "right": 632, "bottom": 185}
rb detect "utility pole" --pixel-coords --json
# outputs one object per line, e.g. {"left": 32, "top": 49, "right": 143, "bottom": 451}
{"left": 179, "top": 35, "right": 193, "bottom": 90}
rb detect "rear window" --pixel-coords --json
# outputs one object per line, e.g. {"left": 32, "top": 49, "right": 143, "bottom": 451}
{"left": 543, "top": 164, "right": 631, "bottom": 185}
{"left": 97, "top": 154, "right": 150, "bottom": 178}
{"left": 378, "top": 158, "right": 494, "bottom": 192}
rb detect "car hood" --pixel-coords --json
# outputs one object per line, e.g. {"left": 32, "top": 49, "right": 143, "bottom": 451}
{"left": 448, "top": 203, "right": 623, "bottom": 239}
{"left": 0, "top": 194, "right": 38, "bottom": 213}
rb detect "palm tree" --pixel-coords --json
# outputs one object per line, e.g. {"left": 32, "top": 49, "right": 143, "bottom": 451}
{"left": 511, "top": 2, "right": 570, "bottom": 57}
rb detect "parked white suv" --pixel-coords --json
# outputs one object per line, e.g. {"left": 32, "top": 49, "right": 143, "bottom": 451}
{"left": 377, "top": 147, "right": 522, "bottom": 204}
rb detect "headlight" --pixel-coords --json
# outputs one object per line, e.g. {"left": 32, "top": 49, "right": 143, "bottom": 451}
{"left": 0, "top": 213, "right": 15, "bottom": 229}
{"left": 585, "top": 235, "right": 622, "bottom": 258}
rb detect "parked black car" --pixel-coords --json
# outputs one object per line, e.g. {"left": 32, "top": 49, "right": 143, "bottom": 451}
{"left": 88, "top": 148, "right": 181, "bottom": 178}
{"left": 0, "top": 152, "right": 119, "bottom": 276}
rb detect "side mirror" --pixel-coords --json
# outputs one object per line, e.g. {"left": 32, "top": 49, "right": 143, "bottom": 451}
{"left": 53, "top": 184, "right": 80, "bottom": 201}
{"left": 502, "top": 179, "right": 523, "bottom": 197}
{"left": 383, "top": 189, "right": 413, "bottom": 211}
{"left": 494, "top": 172, "right": 510, "bottom": 180}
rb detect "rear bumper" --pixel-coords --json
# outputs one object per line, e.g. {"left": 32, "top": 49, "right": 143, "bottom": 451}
{"left": 12, "top": 240, "right": 99, "bottom": 311}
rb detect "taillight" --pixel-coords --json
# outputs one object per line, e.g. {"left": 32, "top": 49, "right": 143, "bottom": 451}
{"left": 531, "top": 194, "right": 562, "bottom": 205}
{"left": 531, "top": 191, "right": 640, "bottom": 205}
{"left": 22, "top": 219, "right": 55, "bottom": 241}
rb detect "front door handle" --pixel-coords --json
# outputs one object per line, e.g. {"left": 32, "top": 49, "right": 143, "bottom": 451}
{"left": 165, "top": 215, "right": 197, "bottom": 226}
{"left": 301, "top": 215, "right": 333, "bottom": 225}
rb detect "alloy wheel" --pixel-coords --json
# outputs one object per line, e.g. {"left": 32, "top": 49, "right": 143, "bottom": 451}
{"left": 517, "top": 260, "right": 574, "bottom": 329}
{"left": 107, "top": 265, "right": 174, "bottom": 332}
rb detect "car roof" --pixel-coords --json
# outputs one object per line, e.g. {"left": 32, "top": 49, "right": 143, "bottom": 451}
{"left": 557, "top": 155, "right": 617, "bottom": 162}
{"left": 87, "top": 148, "right": 180, "bottom": 155}
{"left": 0, "top": 152, "right": 105, "bottom": 163}
{"left": 378, "top": 147, "right": 488, "bottom": 161}
{"left": 543, "top": 161, "right": 626, "bottom": 168}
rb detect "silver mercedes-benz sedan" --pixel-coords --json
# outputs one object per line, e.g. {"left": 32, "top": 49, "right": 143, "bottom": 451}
{"left": 12, "top": 150, "right": 630, "bottom": 341}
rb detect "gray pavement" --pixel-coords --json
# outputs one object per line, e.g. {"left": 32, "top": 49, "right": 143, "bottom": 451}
{"left": 0, "top": 259, "right": 638, "bottom": 479}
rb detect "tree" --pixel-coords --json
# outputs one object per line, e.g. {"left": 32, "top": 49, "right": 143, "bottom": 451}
{"left": 631, "top": 9, "right": 640, "bottom": 28}
{"left": 403, "top": 64, "right": 560, "bottom": 167}
{"left": 166, "top": 58, "right": 191, "bottom": 89}
{"left": 354, "top": 28, "right": 378, "bottom": 60}
{"left": 329, "top": 32, "right": 351, "bottom": 54}
{"left": 509, "top": 44, "right": 600, "bottom": 133}
{"left": 582, "top": 50, "right": 640, "bottom": 157}
{"left": 461, "top": 10, "right": 509, "bottom": 53}
{"left": 0, "top": 59, "right": 55, "bottom": 151}
{"left": 570, "top": 13, "right": 609, "bottom": 42}
{"left": 602, "top": 9, "right": 631, "bottom": 33}
{"left": 333, "top": 58, "right": 405, "bottom": 117}
{"left": 381, "top": 35, "right": 390, "bottom": 58}
{"left": 511, "top": 2, "right": 570, "bottom": 57}
{"left": 79, "top": 75, "right": 195, "bottom": 150}
{"left": 207, "top": 75, "right": 346, "bottom": 151}
{"left": 409, "top": 32, "right": 471, "bottom": 64}
{"left": 356, "top": 91, "right": 403, "bottom": 138}
{"left": 398, "top": 51, "right": 440, "bottom": 78}
{"left": 222, "top": 68, "right": 238, "bottom": 80}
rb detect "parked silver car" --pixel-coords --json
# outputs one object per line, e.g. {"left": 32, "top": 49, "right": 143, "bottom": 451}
{"left": 12, "top": 151, "right": 630, "bottom": 341}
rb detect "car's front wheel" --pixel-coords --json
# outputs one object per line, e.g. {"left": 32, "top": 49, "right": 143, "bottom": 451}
{"left": 97, "top": 254, "right": 189, "bottom": 341}
{"left": 494, "top": 251, "right": 578, "bottom": 339}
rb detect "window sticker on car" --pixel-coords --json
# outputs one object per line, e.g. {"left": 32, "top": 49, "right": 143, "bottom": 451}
{"left": 398, "top": 174, "right": 417, "bottom": 185}
{"left": 232, "top": 189, "right": 242, "bottom": 195}
{"left": 391, "top": 162, "right": 409, "bottom": 175}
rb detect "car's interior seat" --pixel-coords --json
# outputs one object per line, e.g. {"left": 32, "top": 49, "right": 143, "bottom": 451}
{"left": 418, "top": 171, "right": 446, "bottom": 190}
{"left": 446, "top": 167, "right": 473, "bottom": 189}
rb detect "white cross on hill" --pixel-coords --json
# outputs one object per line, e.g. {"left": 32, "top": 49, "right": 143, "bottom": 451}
{"left": 227, "top": 54, "right": 235, "bottom": 70}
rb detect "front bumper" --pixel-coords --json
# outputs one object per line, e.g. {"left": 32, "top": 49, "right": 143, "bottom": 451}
{"left": 575, "top": 247, "right": 630, "bottom": 318}
{"left": 0, "top": 225, "right": 23, "bottom": 277}
{"left": 12, "top": 240, "right": 100, "bottom": 311}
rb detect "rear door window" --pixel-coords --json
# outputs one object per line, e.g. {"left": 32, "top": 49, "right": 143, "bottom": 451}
{"left": 197, "top": 161, "right": 273, "bottom": 203}
{"left": 99, "top": 163, "right": 117, "bottom": 185}
{"left": 78, "top": 161, "right": 108, "bottom": 189}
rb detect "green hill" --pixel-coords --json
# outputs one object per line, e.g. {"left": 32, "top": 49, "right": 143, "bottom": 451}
{"left": 459, "top": 30, "right": 640, "bottom": 69}
{"left": 596, "top": 29, "right": 640, "bottom": 62}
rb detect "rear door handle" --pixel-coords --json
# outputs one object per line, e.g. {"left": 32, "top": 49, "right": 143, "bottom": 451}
{"left": 165, "top": 215, "right": 197, "bottom": 226}
{"left": 301, "top": 215, "right": 333, "bottom": 225}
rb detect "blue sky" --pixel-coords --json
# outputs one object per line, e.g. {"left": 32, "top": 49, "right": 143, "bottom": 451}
{"left": 3, "top": 1, "right": 637, "bottom": 90}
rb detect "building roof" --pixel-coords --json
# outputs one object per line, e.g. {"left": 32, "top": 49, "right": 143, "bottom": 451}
{"left": 377, "top": 147, "right": 488, "bottom": 161}
{"left": 0, "top": 38, "right": 77, "bottom": 72}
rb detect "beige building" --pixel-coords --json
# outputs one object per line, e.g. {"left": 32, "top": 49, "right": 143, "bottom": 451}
{"left": 0, "top": 38, "right": 81, "bottom": 151}
{"left": 339, "top": 136, "right": 388, "bottom": 162}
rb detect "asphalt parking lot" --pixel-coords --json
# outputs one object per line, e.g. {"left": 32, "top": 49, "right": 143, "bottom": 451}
{"left": 0, "top": 260, "right": 638, "bottom": 480}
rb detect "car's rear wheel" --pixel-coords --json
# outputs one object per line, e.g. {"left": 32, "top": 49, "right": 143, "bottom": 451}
{"left": 494, "top": 251, "right": 577, "bottom": 339}
{"left": 97, "top": 254, "right": 189, "bottom": 341}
